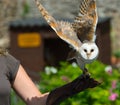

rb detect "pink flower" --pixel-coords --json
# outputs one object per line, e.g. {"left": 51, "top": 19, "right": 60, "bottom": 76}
{"left": 109, "top": 93, "right": 118, "bottom": 101}
{"left": 111, "top": 80, "right": 117, "bottom": 89}
{"left": 61, "top": 76, "right": 70, "bottom": 82}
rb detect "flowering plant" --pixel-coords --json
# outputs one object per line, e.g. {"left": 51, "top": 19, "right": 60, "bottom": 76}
{"left": 39, "top": 61, "right": 120, "bottom": 105}
{"left": 105, "top": 66, "right": 120, "bottom": 102}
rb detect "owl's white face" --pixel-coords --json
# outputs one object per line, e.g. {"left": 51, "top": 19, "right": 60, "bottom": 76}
{"left": 79, "top": 42, "right": 99, "bottom": 61}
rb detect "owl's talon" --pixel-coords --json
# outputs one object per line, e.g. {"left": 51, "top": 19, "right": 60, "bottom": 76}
{"left": 82, "top": 68, "right": 91, "bottom": 78}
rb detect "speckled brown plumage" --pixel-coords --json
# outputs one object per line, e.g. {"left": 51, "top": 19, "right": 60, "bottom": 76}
{"left": 35, "top": 0, "right": 98, "bottom": 51}
{"left": 35, "top": 0, "right": 99, "bottom": 75}
{"left": 72, "top": 0, "right": 98, "bottom": 42}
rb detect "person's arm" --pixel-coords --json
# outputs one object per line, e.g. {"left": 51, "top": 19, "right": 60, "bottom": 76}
{"left": 12, "top": 65, "right": 48, "bottom": 105}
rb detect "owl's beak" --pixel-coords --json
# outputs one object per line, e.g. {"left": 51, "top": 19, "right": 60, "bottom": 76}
{"left": 87, "top": 53, "right": 91, "bottom": 59}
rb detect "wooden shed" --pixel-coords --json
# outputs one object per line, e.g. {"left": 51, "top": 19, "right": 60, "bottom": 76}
{"left": 9, "top": 17, "right": 111, "bottom": 80}
{"left": 96, "top": 17, "right": 111, "bottom": 65}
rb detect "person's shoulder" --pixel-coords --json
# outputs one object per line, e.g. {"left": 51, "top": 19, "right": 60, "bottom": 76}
{"left": 0, "top": 48, "right": 8, "bottom": 56}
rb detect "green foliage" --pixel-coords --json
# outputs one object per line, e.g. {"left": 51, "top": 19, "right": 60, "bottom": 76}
{"left": 21, "top": 2, "right": 30, "bottom": 18}
{"left": 114, "top": 50, "right": 120, "bottom": 58}
{"left": 39, "top": 61, "right": 120, "bottom": 105}
{"left": 11, "top": 89, "right": 25, "bottom": 105}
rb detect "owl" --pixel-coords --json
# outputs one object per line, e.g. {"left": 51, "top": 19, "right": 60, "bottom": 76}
{"left": 35, "top": 0, "right": 99, "bottom": 76}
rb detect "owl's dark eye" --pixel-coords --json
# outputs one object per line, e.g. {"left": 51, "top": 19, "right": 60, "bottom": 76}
{"left": 91, "top": 49, "right": 94, "bottom": 52}
{"left": 84, "top": 49, "right": 87, "bottom": 53}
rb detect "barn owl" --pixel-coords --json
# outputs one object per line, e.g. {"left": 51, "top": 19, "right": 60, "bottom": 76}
{"left": 35, "top": 0, "right": 99, "bottom": 76}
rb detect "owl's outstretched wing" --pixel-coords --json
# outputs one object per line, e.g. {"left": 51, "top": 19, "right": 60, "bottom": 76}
{"left": 72, "top": 0, "right": 98, "bottom": 42}
{"left": 35, "top": 0, "right": 82, "bottom": 51}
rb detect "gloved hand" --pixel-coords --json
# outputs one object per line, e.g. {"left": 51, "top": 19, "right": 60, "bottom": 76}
{"left": 46, "top": 75, "right": 100, "bottom": 105}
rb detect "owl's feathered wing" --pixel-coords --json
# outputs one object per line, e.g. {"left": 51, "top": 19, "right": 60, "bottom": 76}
{"left": 72, "top": 0, "right": 98, "bottom": 42}
{"left": 35, "top": 0, "right": 98, "bottom": 51}
{"left": 35, "top": 0, "right": 81, "bottom": 51}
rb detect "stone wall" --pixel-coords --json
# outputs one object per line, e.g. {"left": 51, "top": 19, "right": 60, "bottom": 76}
{"left": 97, "top": 0, "right": 120, "bottom": 53}
{"left": 0, "top": 0, "right": 18, "bottom": 47}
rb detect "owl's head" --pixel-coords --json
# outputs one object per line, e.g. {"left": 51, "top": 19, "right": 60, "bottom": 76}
{"left": 78, "top": 42, "right": 99, "bottom": 61}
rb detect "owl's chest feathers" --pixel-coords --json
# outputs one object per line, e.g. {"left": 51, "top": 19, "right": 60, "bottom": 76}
{"left": 76, "top": 53, "right": 93, "bottom": 64}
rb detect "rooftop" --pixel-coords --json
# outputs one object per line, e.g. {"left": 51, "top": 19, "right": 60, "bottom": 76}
{"left": 9, "top": 17, "right": 111, "bottom": 28}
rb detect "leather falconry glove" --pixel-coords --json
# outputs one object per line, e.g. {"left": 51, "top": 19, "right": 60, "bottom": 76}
{"left": 46, "top": 75, "right": 100, "bottom": 105}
